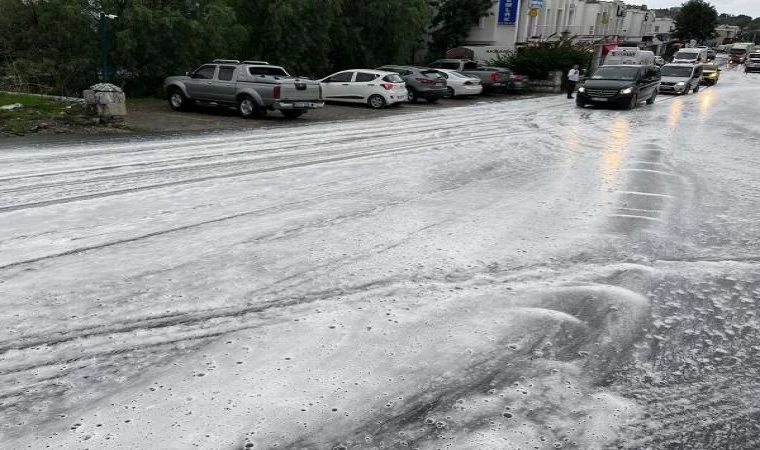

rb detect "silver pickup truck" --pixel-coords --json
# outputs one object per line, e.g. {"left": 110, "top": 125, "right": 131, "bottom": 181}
{"left": 164, "top": 60, "right": 323, "bottom": 119}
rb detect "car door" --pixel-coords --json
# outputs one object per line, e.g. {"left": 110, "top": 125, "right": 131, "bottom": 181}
{"left": 353, "top": 72, "right": 381, "bottom": 101}
{"left": 692, "top": 66, "right": 703, "bottom": 90}
{"left": 321, "top": 71, "right": 355, "bottom": 102}
{"left": 640, "top": 66, "right": 658, "bottom": 98}
{"left": 185, "top": 65, "right": 217, "bottom": 100}
{"left": 209, "top": 65, "right": 237, "bottom": 103}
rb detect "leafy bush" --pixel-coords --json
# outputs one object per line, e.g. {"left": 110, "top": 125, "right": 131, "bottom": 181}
{"left": 487, "top": 44, "right": 594, "bottom": 80}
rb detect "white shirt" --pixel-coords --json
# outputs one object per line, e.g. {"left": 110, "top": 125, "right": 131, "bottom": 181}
{"left": 568, "top": 69, "right": 580, "bottom": 82}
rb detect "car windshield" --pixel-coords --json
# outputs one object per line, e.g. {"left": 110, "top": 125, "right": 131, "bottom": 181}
{"left": 674, "top": 51, "right": 698, "bottom": 60}
{"left": 591, "top": 66, "right": 640, "bottom": 80}
{"left": 661, "top": 66, "right": 694, "bottom": 77}
{"left": 702, "top": 65, "right": 718, "bottom": 71}
{"left": 421, "top": 70, "right": 443, "bottom": 79}
{"left": 730, "top": 49, "right": 747, "bottom": 54}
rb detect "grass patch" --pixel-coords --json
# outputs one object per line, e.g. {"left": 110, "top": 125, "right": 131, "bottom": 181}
{"left": 0, "top": 92, "right": 95, "bottom": 135}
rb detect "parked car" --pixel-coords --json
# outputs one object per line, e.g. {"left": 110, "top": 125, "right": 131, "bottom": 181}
{"left": 576, "top": 64, "right": 661, "bottom": 109}
{"left": 478, "top": 66, "right": 530, "bottom": 92}
{"left": 745, "top": 52, "right": 760, "bottom": 73}
{"left": 375, "top": 65, "right": 448, "bottom": 103}
{"left": 427, "top": 59, "right": 511, "bottom": 93}
{"left": 701, "top": 64, "right": 721, "bottom": 85}
{"left": 432, "top": 69, "right": 483, "bottom": 98}
{"left": 163, "top": 60, "right": 323, "bottom": 119}
{"left": 318, "top": 69, "right": 407, "bottom": 109}
{"left": 658, "top": 64, "right": 703, "bottom": 95}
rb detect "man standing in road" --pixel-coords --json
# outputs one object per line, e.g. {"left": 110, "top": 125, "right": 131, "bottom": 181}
{"left": 567, "top": 64, "right": 580, "bottom": 99}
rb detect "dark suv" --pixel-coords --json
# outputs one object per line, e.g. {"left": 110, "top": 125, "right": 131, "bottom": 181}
{"left": 376, "top": 65, "right": 448, "bottom": 103}
{"left": 576, "top": 65, "right": 661, "bottom": 109}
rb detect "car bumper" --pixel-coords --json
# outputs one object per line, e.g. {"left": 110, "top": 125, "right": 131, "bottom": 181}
{"left": 483, "top": 82, "right": 510, "bottom": 92}
{"left": 507, "top": 82, "right": 530, "bottom": 91}
{"left": 387, "top": 93, "right": 408, "bottom": 103}
{"left": 454, "top": 85, "right": 483, "bottom": 96}
{"left": 418, "top": 89, "right": 448, "bottom": 100}
{"left": 576, "top": 92, "right": 633, "bottom": 106}
{"left": 273, "top": 101, "right": 324, "bottom": 110}
{"left": 658, "top": 85, "right": 689, "bottom": 94}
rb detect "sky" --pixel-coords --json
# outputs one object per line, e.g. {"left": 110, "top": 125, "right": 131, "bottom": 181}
{"left": 645, "top": 0, "right": 760, "bottom": 17}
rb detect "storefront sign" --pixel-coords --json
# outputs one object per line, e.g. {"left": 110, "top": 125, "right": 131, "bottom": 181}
{"left": 498, "top": 0, "right": 519, "bottom": 25}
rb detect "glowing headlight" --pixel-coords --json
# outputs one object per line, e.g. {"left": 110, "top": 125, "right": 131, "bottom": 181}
{"left": 619, "top": 87, "right": 634, "bottom": 95}
{"left": 578, "top": 86, "right": 585, "bottom": 93}
{"left": 676, "top": 81, "right": 686, "bottom": 86}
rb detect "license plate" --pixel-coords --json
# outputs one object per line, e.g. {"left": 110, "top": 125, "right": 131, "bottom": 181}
{"left": 591, "top": 97, "right": 608, "bottom": 102}
{"left": 294, "top": 102, "right": 307, "bottom": 108}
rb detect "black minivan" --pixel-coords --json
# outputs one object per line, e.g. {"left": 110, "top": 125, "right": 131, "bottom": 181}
{"left": 576, "top": 65, "right": 661, "bottom": 109}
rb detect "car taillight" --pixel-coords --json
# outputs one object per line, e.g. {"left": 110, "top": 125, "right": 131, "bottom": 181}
{"left": 510, "top": 75, "right": 522, "bottom": 81}
{"left": 490, "top": 72, "right": 499, "bottom": 81}
{"left": 415, "top": 77, "right": 435, "bottom": 84}
{"left": 273, "top": 85, "right": 281, "bottom": 99}
{"left": 382, "top": 83, "right": 394, "bottom": 90}
{"left": 463, "top": 80, "right": 472, "bottom": 85}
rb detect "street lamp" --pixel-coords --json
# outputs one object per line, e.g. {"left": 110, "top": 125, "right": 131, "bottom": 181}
{"left": 99, "top": 13, "right": 118, "bottom": 83}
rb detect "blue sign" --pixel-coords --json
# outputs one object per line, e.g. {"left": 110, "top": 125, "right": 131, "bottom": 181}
{"left": 498, "top": 0, "right": 519, "bottom": 26}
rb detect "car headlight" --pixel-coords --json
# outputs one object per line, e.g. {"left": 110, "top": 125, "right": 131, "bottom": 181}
{"left": 619, "top": 87, "right": 633, "bottom": 95}
{"left": 578, "top": 86, "right": 585, "bottom": 93}
{"left": 676, "top": 82, "right": 686, "bottom": 86}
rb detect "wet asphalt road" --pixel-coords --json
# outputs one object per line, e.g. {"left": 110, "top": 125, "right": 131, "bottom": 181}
{"left": 1, "top": 67, "right": 760, "bottom": 449}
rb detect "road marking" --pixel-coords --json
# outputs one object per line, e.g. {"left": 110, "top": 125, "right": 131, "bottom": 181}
{"left": 615, "top": 190, "right": 675, "bottom": 198}
{"left": 621, "top": 168, "right": 676, "bottom": 176}
{"left": 609, "top": 214, "right": 664, "bottom": 222}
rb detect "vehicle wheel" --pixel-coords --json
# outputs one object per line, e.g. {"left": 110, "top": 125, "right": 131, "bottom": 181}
{"left": 444, "top": 87, "right": 455, "bottom": 99}
{"left": 367, "top": 94, "right": 386, "bottom": 109}
{"left": 626, "top": 94, "right": 638, "bottom": 110}
{"left": 168, "top": 88, "right": 188, "bottom": 111}
{"left": 646, "top": 90, "right": 657, "bottom": 105}
{"left": 238, "top": 95, "right": 264, "bottom": 119}
{"left": 407, "top": 89, "right": 418, "bottom": 103}
{"left": 282, "top": 110, "right": 304, "bottom": 119}
{"left": 694, "top": 85, "right": 700, "bottom": 93}
{"left": 575, "top": 100, "right": 585, "bottom": 108}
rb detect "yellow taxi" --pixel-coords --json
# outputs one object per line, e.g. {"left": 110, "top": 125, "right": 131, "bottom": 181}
{"left": 701, "top": 63, "right": 721, "bottom": 85}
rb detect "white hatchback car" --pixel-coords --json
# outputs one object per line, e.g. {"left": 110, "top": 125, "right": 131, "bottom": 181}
{"left": 319, "top": 70, "right": 407, "bottom": 109}
{"left": 433, "top": 69, "right": 483, "bottom": 98}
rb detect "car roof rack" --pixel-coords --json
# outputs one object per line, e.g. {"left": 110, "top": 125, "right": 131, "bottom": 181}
{"left": 242, "top": 60, "right": 270, "bottom": 65}
{"left": 213, "top": 59, "right": 240, "bottom": 64}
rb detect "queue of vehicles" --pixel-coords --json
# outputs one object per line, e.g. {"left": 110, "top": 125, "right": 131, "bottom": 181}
{"left": 575, "top": 45, "right": 737, "bottom": 110}
{"left": 163, "top": 58, "right": 530, "bottom": 118}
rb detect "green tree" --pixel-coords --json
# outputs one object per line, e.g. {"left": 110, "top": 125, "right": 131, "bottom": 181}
{"left": 674, "top": 0, "right": 718, "bottom": 43}
{"left": 427, "top": 0, "right": 493, "bottom": 59}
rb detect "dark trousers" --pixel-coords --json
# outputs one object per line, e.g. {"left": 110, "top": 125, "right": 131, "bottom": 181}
{"left": 567, "top": 80, "right": 577, "bottom": 98}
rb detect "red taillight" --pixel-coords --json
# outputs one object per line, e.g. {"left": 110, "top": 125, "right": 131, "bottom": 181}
{"left": 490, "top": 72, "right": 499, "bottom": 81}
{"left": 463, "top": 80, "right": 472, "bottom": 85}
{"left": 273, "top": 85, "right": 281, "bottom": 99}
{"left": 510, "top": 75, "right": 522, "bottom": 81}
{"left": 382, "top": 83, "right": 394, "bottom": 90}
{"left": 415, "top": 77, "right": 435, "bottom": 85}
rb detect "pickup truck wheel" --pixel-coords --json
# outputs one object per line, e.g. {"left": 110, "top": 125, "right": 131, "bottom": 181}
{"left": 367, "top": 94, "right": 386, "bottom": 109}
{"left": 407, "top": 89, "right": 418, "bottom": 103}
{"left": 168, "top": 89, "right": 188, "bottom": 111}
{"left": 238, "top": 95, "right": 264, "bottom": 119}
{"left": 282, "top": 110, "right": 304, "bottom": 119}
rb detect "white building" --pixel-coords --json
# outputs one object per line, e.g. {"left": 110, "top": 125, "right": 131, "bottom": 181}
{"left": 653, "top": 17, "right": 675, "bottom": 36}
{"left": 464, "top": 0, "right": 656, "bottom": 56}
